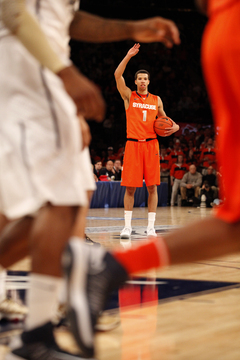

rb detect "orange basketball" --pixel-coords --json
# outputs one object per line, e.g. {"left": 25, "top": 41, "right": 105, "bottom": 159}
{"left": 154, "top": 116, "right": 173, "bottom": 137}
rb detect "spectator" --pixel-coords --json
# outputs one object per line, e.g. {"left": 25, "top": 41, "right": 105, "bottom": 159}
{"left": 199, "top": 181, "right": 215, "bottom": 208}
{"left": 200, "top": 137, "right": 217, "bottom": 173}
{"left": 160, "top": 146, "right": 172, "bottom": 205}
{"left": 169, "top": 139, "right": 184, "bottom": 166}
{"left": 112, "top": 159, "right": 122, "bottom": 181}
{"left": 170, "top": 155, "right": 189, "bottom": 206}
{"left": 99, "top": 160, "right": 115, "bottom": 180}
{"left": 93, "top": 160, "right": 102, "bottom": 180}
{"left": 90, "top": 148, "right": 101, "bottom": 165}
{"left": 160, "top": 146, "right": 171, "bottom": 183}
{"left": 180, "top": 164, "right": 202, "bottom": 206}
{"left": 166, "top": 140, "right": 174, "bottom": 155}
{"left": 193, "top": 142, "right": 202, "bottom": 166}
{"left": 107, "top": 146, "right": 116, "bottom": 162}
{"left": 202, "top": 166, "right": 218, "bottom": 199}
{"left": 101, "top": 150, "right": 108, "bottom": 166}
{"left": 116, "top": 144, "right": 125, "bottom": 162}
{"left": 183, "top": 128, "right": 191, "bottom": 143}
{"left": 186, "top": 148, "right": 198, "bottom": 167}
{"left": 200, "top": 135, "right": 209, "bottom": 151}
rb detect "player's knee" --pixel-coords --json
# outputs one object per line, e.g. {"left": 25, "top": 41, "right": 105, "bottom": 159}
{"left": 126, "top": 187, "right": 136, "bottom": 196}
{"left": 147, "top": 185, "right": 157, "bottom": 194}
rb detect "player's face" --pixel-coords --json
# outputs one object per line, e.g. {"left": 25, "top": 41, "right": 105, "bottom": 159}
{"left": 135, "top": 74, "right": 150, "bottom": 92}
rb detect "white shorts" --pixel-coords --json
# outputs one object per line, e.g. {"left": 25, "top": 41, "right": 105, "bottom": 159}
{"left": 0, "top": 36, "right": 87, "bottom": 219}
{"left": 80, "top": 147, "right": 96, "bottom": 192}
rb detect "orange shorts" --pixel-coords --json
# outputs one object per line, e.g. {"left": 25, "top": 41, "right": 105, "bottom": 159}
{"left": 121, "top": 139, "right": 160, "bottom": 187}
{"left": 202, "top": 1, "right": 240, "bottom": 222}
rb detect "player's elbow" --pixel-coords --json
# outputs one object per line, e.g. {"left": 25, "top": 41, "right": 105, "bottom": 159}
{"left": 114, "top": 69, "right": 121, "bottom": 80}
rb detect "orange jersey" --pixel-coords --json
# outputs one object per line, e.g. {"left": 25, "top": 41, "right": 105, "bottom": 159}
{"left": 200, "top": 147, "right": 216, "bottom": 168}
{"left": 126, "top": 91, "right": 158, "bottom": 139}
{"left": 193, "top": 147, "right": 202, "bottom": 159}
{"left": 160, "top": 155, "right": 171, "bottom": 170}
{"left": 170, "top": 163, "right": 189, "bottom": 180}
{"left": 169, "top": 150, "right": 184, "bottom": 165}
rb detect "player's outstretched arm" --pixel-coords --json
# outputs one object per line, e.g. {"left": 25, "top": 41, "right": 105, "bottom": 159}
{"left": 70, "top": 11, "right": 180, "bottom": 47}
{"left": 114, "top": 44, "right": 140, "bottom": 101}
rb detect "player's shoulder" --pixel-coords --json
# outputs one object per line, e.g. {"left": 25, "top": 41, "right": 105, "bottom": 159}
{"left": 148, "top": 92, "right": 159, "bottom": 98}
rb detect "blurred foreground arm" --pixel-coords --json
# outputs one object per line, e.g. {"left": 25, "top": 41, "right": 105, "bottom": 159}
{"left": 195, "top": 0, "right": 208, "bottom": 15}
{"left": 2, "top": 0, "right": 65, "bottom": 73}
{"left": 70, "top": 11, "right": 180, "bottom": 48}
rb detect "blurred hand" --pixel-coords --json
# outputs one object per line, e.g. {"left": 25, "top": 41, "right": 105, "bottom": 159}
{"left": 58, "top": 65, "right": 106, "bottom": 122}
{"left": 132, "top": 17, "right": 180, "bottom": 48}
{"left": 78, "top": 115, "right": 91, "bottom": 149}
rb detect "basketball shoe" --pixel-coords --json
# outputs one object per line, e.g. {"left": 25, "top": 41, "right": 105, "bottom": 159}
{"left": 146, "top": 228, "right": 157, "bottom": 237}
{"left": 6, "top": 322, "right": 92, "bottom": 360}
{"left": 120, "top": 227, "right": 132, "bottom": 239}
{"left": 0, "top": 298, "right": 28, "bottom": 322}
{"left": 62, "top": 240, "right": 128, "bottom": 358}
{"left": 85, "top": 235, "right": 101, "bottom": 247}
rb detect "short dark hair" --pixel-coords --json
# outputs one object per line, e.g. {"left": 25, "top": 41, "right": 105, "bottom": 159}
{"left": 134, "top": 69, "right": 150, "bottom": 80}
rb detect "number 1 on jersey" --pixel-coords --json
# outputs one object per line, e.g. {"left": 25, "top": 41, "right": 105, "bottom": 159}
{"left": 142, "top": 110, "right": 147, "bottom": 122}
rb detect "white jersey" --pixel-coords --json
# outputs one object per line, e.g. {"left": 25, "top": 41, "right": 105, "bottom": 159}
{"left": 0, "top": 0, "right": 80, "bottom": 65}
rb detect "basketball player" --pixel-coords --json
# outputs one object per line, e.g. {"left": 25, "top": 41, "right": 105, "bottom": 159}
{"left": 114, "top": 43, "right": 179, "bottom": 239}
{"left": 0, "top": 1, "right": 181, "bottom": 358}
{"left": 66, "top": 0, "right": 240, "bottom": 357}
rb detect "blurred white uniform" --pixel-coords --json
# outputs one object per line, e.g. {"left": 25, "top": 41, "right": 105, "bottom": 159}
{"left": 0, "top": 0, "right": 95, "bottom": 219}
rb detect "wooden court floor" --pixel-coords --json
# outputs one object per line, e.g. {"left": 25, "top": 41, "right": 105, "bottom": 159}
{"left": 1, "top": 206, "right": 240, "bottom": 360}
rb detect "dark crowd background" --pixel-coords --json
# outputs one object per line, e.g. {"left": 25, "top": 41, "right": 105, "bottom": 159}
{"left": 70, "top": 0, "right": 211, "bottom": 160}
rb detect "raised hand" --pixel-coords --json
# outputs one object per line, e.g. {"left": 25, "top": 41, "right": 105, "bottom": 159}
{"left": 127, "top": 43, "right": 141, "bottom": 58}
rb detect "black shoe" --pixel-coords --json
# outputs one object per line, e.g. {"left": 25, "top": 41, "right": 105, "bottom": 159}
{"left": 7, "top": 322, "right": 89, "bottom": 360}
{"left": 85, "top": 235, "right": 100, "bottom": 247}
{"left": 181, "top": 199, "right": 187, "bottom": 207}
{"left": 62, "top": 241, "right": 128, "bottom": 358}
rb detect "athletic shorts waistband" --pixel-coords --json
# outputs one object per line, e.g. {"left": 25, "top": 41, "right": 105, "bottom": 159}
{"left": 127, "top": 138, "right": 156, "bottom": 142}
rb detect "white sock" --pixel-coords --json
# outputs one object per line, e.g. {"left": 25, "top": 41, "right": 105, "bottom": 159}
{"left": 57, "top": 235, "right": 84, "bottom": 305}
{"left": 57, "top": 278, "right": 67, "bottom": 305}
{"left": 0, "top": 267, "right": 6, "bottom": 302}
{"left": 124, "top": 211, "right": 132, "bottom": 228}
{"left": 148, "top": 212, "right": 156, "bottom": 229}
{"left": 25, "top": 273, "right": 62, "bottom": 331}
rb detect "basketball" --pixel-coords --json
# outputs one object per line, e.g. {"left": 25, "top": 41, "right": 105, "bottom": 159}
{"left": 154, "top": 116, "right": 173, "bottom": 137}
